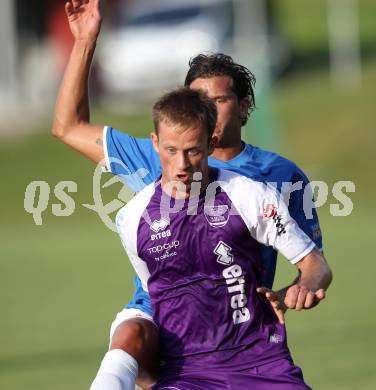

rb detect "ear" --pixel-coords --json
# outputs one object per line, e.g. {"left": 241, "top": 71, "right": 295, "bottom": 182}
{"left": 151, "top": 132, "right": 159, "bottom": 154}
{"left": 208, "top": 135, "right": 218, "bottom": 155}
{"left": 239, "top": 98, "right": 250, "bottom": 122}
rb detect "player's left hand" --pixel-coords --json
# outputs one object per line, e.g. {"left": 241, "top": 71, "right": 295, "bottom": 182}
{"left": 284, "top": 284, "right": 326, "bottom": 311}
{"left": 256, "top": 287, "right": 287, "bottom": 324}
{"left": 258, "top": 284, "right": 326, "bottom": 324}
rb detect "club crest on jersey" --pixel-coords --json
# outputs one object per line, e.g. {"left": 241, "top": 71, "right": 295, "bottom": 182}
{"left": 204, "top": 205, "right": 229, "bottom": 227}
{"left": 150, "top": 217, "right": 169, "bottom": 233}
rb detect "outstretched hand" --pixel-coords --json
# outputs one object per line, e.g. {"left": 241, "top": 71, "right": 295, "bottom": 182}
{"left": 257, "top": 284, "right": 326, "bottom": 324}
{"left": 65, "top": 0, "right": 102, "bottom": 41}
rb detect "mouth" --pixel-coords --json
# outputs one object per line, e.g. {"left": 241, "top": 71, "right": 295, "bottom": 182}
{"left": 175, "top": 174, "right": 191, "bottom": 184}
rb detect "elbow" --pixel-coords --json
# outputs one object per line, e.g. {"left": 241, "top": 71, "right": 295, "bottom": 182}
{"left": 51, "top": 125, "right": 62, "bottom": 139}
{"left": 51, "top": 120, "right": 67, "bottom": 140}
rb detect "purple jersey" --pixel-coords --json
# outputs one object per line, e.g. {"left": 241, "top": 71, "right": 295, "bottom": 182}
{"left": 116, "top": 169, "right": 315, "bottom": 372}
{"left": 153, "top": 357, "right": 311, "bottom": 390}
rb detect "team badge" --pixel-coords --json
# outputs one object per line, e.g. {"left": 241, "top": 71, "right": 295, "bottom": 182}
{"left": 204, "top": 205, "right": 229, "bottom": 227}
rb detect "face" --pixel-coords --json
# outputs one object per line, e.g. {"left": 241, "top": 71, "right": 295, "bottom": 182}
{"left": 151, "top": 120, "right": 216, "bottom": 198}
{"left": 189, "top": 76, "right": 249, "bottom": 148}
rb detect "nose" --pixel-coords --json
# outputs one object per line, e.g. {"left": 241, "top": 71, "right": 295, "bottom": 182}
{"left": 176, "top": 151, "right": 190, "bottom": 171}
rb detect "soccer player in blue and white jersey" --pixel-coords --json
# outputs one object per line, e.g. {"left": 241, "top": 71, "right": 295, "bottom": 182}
{"left": 54, "top": 1, "right": 329, "bottom": 388}
{"left": 114, "top": 87, "right": 331, "bottom": 389}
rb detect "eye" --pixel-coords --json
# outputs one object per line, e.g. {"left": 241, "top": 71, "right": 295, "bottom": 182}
{"left": 166, "top": 147, "right": 176, "bottom": 154}
{"left": 188, "top": 149, "right": 200, "bottom": 156}
{"left": 214, "top": 96, "right": 228, "bottom": 104}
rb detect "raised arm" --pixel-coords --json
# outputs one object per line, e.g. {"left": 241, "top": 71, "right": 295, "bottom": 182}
{"left": 51, "top": 0, "right": 105, "bottom": 164}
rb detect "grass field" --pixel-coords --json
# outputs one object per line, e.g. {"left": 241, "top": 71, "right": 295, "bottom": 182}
{"left": 1, "top": 3, "right": 376, "bottom": 387}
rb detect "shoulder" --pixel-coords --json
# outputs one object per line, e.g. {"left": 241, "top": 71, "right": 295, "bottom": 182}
{"left": 217, "top": 169, "right": 272, "bottom": 198}
{"left": 214, "top": 170, "right": 280, "bottom": 223}
{"left": 246, "top": 144, "right": 308, "bottom": 182}
{"left": 105, "top": 126, "right": 151, "bottom": 145}
{"left": 212, "top": 169, "right": 282, "bottom": 230}
{"left": 116, "top": 182, "right": 156, "bottom": 231}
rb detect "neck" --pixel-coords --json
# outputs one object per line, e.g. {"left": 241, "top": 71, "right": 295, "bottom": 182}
{"left": 210, "top": 142, "right": 244, "bottom": 161}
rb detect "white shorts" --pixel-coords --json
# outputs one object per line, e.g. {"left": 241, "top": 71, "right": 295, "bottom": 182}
{"left": 109, "top": 307, "right": 156, "bottom": 346}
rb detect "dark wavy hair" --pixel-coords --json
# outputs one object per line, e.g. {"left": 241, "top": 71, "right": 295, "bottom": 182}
{"left": 152, "top": 87, "right": 217, "bottom": 142}
{"left": 184, "top": 53, "right": 256, "bottom": 125}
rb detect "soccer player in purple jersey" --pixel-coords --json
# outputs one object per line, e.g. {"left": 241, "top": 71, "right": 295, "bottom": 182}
{"left": 53, "top": 1, "right": 329, "bottom": 388}
{"left": 114, "top": 88, "right": 331, "bottom": 389}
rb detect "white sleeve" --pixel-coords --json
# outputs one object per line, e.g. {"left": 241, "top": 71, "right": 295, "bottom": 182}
{"left": 250, "top": 183, "right": 316, "bottom": 264}
{"left": 219, "top": 171, "right": 315, "bottom": 264}
{"left": 115, "top": 185, "right": 155, "bottom": 291}
{"left": 101, "top": 126, "right": 111, "bottom": 172}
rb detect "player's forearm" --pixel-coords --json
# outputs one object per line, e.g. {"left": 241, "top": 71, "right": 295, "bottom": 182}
{"left": 273, "top": 249, "right": 332, "bottom": 312}
{"left": 52, "top": 39, "right": 97, "bottom": 139}
{"left": 296, "top": 249, "right": 332, "bottom": 292}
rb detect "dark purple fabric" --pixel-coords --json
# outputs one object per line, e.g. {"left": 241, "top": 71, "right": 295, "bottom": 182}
{"left": 152, "top": 358, "right": 311, "bottom": 389}
{"left": 136, "top": 171, "right": 292, "bottom": 371}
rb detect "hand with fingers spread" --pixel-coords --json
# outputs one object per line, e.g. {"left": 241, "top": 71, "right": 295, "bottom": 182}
{"left": 65, "top": 0, "right": 102, "bottom": 41}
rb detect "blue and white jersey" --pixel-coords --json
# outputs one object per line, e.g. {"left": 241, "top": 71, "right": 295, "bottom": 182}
{"left": 103, "top": 126, "right": 323, "bottom": 315}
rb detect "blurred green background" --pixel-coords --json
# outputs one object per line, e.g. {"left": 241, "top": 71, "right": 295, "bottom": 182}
{"left": 1, "top": 1, "right": 375, "bottom": 389}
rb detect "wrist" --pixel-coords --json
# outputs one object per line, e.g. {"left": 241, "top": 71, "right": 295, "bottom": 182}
{"left": 74, "top": 38, "right": 97, "bottom": 49}
{"left": 297, "top": 278, "right": 322, "bottom": 292}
